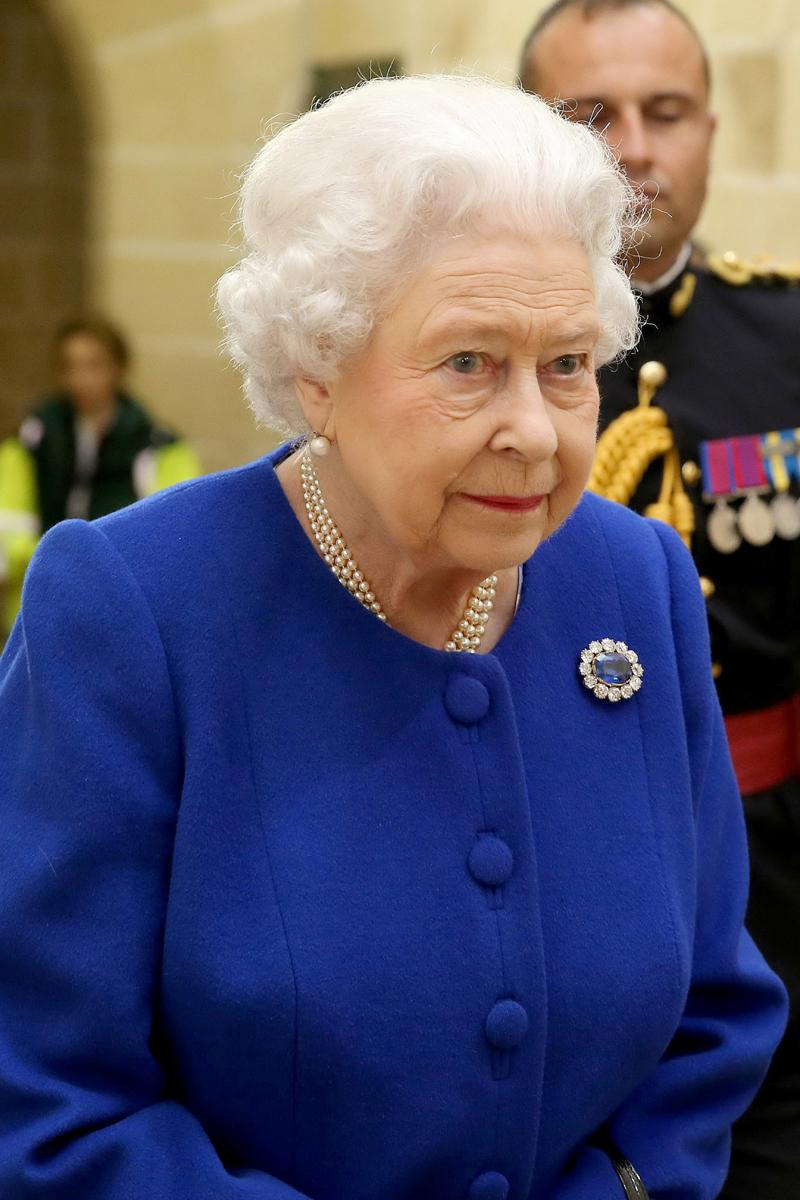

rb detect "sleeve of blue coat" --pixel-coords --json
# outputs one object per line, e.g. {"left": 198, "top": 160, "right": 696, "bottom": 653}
{"left": 0, "top": 521, "right": 312, "bottom": 1200}
{"left": 544, "top": 520, "right": 788, "bottom": 1200}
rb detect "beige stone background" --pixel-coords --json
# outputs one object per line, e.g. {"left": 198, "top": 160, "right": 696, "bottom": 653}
{"left": 1, "top": 0, "right": 798, "bottom": 470}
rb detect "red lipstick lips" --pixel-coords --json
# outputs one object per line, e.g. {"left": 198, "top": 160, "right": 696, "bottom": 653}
{"left": 463, "top": 494, "right": 544, "bottom": 513}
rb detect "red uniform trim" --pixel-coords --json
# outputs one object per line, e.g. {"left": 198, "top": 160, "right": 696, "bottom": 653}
{"left": 724, "top": 695, "right": 800, "bottom": 796}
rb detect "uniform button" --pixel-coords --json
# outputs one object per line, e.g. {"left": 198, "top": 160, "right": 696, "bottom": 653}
{"left": 468, "top": 1171, "right": 509, "bottom": 1200}
{"left": 468, "top": 835, "right": 513, "bottom": 886}
{"left": 681, "top": 459, "right": 701, "bottom": 487}
{"left": 485, "top": 999, "right": 528, "bottom": 1050}
{"left": 444, "top": 675, "right": 490, "bottom": 724}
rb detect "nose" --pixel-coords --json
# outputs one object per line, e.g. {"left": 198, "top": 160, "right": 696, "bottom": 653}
{"left": 488, "top": 371, "right": 559, "bottom": 464}
{"left": 611, "top": 107, "right": 653, "bottom": 178}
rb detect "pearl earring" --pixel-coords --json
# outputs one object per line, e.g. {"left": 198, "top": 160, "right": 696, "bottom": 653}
{"left": 309, "top": 434, "right": 332, "bottom": 458}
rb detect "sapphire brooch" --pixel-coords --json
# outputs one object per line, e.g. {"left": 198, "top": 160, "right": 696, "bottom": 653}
{"left": 579, "top": 639, "right": 644, "bottom": 702}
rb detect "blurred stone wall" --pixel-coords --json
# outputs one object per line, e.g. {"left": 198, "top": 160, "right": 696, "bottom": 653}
{"left": 0, "top": 0, "right": 88, "bottom": 435}
{"left": 30, "top": 0, "right": 310, "bottom": 470}
{"left": 5, "top": 0, "right": 797, "bottom": 468}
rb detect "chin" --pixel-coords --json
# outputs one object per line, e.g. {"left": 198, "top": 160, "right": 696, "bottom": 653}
{"left": 447, "top": 498, "right": 567, "bottom": 570}
{"left": 466, "top": 530, "right": 547, "bottom": 574}
{"left": 639, "top": 223, "right": 680, "bottom": 267}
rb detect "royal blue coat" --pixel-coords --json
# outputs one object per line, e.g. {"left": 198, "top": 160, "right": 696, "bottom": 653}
{"left": 0, "top": 447, "right": 786, "bottom": 1200}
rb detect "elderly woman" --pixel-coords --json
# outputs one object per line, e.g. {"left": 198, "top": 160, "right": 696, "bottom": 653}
{"left": 0, "top": 76, "right": 785, "bottom": 1200}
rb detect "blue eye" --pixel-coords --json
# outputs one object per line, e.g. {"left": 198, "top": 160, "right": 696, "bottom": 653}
{"left": 447, "top": 352, "right": 483, "bottom": 375}
{"left": 551, "top": 354, "right": 581, "bottom": 375}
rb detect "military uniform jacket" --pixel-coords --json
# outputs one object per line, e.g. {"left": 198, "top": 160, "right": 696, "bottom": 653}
{"left": 0, "top": 449, "right": 786, "bottom": 1200}
{"left": 597, "top": 262, "right": 800, "bottom": 715}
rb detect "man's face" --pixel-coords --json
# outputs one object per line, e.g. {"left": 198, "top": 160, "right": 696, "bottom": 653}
{"left": 525, "top": 3, "right": 716, "bottom": 281}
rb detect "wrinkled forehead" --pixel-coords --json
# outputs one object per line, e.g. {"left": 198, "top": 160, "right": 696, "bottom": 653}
{"left": 528, "top": 5, "right": 709, "bottom": 105}
{"left": 394, "top": 233, "right": 600, "bottom": 351}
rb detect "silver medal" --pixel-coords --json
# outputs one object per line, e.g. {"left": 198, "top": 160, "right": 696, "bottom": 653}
{"left": 737, "top": 494, "right": 775, "bottom": 546}
{"left": 771, "top": 492, "right": 800, "bottom": 540}
{"left": 707, "top": 500, "right": 741, "bottom": 554}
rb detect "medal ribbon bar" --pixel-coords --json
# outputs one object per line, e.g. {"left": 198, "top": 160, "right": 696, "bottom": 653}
{"left": 731, "top": 435, "right": 769, "bottom": 492}
{"left": 762, "top": 431, "right": 791, "bottom": 492}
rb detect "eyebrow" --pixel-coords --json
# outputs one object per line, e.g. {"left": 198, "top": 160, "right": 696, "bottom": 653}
{"left": 569, "top": 91, "right": 696, "bottom": 109}
{"left": 421, "top": 314, "right": 601, "bottom": 347}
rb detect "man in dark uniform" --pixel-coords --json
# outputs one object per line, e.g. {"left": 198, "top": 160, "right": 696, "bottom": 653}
{"left": 519, "top": 3, "right": 800, "bottom": 1198}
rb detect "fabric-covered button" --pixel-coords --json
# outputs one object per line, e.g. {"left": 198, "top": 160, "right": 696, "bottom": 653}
{"left": 468, "top": 1171, "right": 510, "bottom": 1200}
{"left": 468, "top": 835, "right": 513, "bottom": 887}
{"left": 444, "top": 675, "right": 490, "bottom": 724}
{"left": 485, "top": 999, "right": 528, "bottom": 1050}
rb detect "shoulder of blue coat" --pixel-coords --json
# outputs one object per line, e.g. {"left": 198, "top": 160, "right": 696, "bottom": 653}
{"left": 546, "top": 491, "right": 699, "bottom": 595}
{"left": 96, "top": 452, "right": 277, "bottom": 541}
{"left": 21, "top": 516, "right": 165, "bottom": 652}
{"left": 574, "top": 494, "right": 707, "bottom": 634}
{"left": 84, "top": 450, "right": 271, "bottom": 566}
{"left": 552, "top": 490, "right": 665, "bottom": 556}
{"left": 85, "top": 450, "right": 291, "bottom": 618}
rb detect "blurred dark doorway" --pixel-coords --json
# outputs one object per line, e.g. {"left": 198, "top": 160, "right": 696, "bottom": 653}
{"left": 0, "top": 0, "right": 89, "bottom": 435}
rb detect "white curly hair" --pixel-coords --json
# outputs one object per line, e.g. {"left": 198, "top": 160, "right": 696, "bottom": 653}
{"left": 216, "top": 73, "right": 640, "bottom": 438}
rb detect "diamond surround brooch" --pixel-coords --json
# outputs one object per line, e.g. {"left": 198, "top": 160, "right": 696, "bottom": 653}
{"left": 579, "top": 638, "right": 644, "bottom": 702}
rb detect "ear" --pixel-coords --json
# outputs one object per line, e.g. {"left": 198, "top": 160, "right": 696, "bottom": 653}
{"left": 293, "top": 376, "right": 335, "bottom": 439}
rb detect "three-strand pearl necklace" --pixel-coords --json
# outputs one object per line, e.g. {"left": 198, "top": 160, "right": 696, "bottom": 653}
{"left": 300, "top": 449, "right": 498, "bottom": 653}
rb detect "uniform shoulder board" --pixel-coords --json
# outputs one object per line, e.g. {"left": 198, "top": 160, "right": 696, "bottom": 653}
{"left": 18, "top": 416, "right": 45, "bottom": 450}
{"left": 706, "top": 249, "right": 800, "bottom": 287}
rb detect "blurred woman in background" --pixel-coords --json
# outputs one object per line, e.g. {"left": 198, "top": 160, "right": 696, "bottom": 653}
{"left": 0, "top": 316, "right": 200, "bottom": 631}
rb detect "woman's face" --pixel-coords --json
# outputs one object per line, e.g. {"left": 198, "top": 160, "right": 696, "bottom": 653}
{"left": 303, "top": 230, "right": 601, "bottom": 575}
{"left": 59, "top": 334, "right": 123, "bottom": 414}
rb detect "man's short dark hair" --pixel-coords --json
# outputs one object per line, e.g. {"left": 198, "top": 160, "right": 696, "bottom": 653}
{"left": 518, "top": 0, "right": 711, "bottom": 95}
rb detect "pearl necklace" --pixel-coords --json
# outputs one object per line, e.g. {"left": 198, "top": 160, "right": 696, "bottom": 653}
{"left": 300, "top": 449, "right": 498, "bottom": 653}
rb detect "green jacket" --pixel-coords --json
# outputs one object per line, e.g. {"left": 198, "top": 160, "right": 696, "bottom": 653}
{"left": 0, "top": 392, "right": 201, "bottom": 630}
